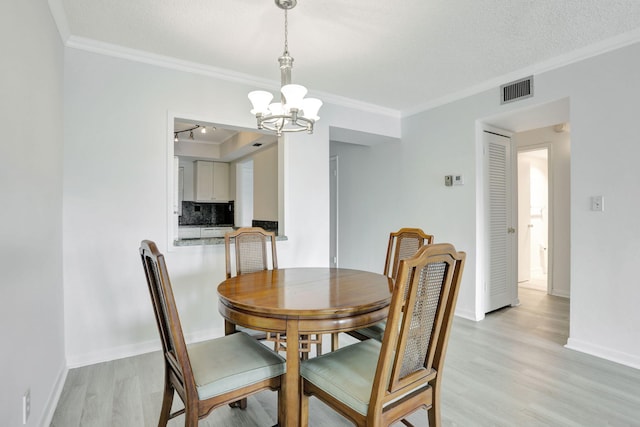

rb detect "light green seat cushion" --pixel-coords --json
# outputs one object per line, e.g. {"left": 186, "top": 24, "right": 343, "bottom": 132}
{"left": 187, "top": 332, "right": 286, "bottom": 400}
{"left": 301, "top": 339, "right": 381, "bottom": 415}
{"left": 357, "top": 320, "right": 386, "bottom": 341}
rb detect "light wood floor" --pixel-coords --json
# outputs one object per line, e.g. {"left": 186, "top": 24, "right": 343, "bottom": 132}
{"left": 51, "top": 288, "right": 640, "bottom": 426}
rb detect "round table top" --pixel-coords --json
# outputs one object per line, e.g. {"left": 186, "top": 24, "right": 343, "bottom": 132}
{"left": 217, "top": 267, "right": 393, "bottom": 319}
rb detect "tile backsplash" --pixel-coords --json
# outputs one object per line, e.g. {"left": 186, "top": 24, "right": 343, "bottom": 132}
{"left": 180, "top": 201, "right": 234, "bottom": 226}
{"left": 252, "top": 219, "right": 278, "bottom": 233}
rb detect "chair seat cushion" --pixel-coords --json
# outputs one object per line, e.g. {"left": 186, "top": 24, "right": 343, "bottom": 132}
{"left": 188, "top": 332, "right": 286, "bottom": 400}
{"left": 301, "top": 339, "right": 381, "bottom": 415}
{"left": 357, "top": 320, "right": 386, "bottom": 341}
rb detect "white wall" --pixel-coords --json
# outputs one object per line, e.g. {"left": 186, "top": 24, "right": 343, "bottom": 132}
{"left": 62, "top": 47, "right": 399, "bottom": 366}
{"left": 563, "top": 45, "right": 640, "bottom": 367}
{"left": 0, "top": 0, "right": 66, "bottom": 425}
{"left": 333, "top": 41, "right": 640, "bottom": 368}
{"left": 515, "top": 126, "right": 571, "bottom": 297}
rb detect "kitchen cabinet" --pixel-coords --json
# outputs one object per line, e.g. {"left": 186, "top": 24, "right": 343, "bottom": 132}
{"left": 194, "top": 161, "right": 229, "bottom": 202}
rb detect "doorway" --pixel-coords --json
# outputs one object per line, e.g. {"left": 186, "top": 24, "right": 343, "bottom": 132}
{"left": 517, "top": 148, "right": 549, "bottom": 292}
{"left": 479, "top": 98, "right": 571, "bottom": 320}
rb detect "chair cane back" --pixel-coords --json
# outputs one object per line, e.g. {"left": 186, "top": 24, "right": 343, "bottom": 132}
{"left": 384, "top": 228, "right": 435, "bottom": 283}
{"left": 139, "top": 240, "right": 285, "bottom": 426}
{"left": 348, "top": 228, "right": 434, "bottom": 342}
{"left": 225, "top": 227, "right": 323, "bottom": 357}
{"left": 301, "top": 243, "right": 466, "bottom": 427}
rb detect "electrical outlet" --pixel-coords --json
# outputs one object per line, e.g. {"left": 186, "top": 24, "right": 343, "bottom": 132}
{"left": 23, "top": 388, "right": 30, "bottom": 424}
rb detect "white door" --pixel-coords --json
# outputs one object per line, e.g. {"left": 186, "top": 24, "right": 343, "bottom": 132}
{"left": 484, "top": 130, "right": 517, "bottom": 312}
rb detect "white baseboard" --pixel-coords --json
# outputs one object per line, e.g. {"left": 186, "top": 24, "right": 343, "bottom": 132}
{"left": 40, "top": 361, "right": 68, "bottom": 427}
{"left": 66, "top": 327, "right": 225, "bottom": 368}
{"left": 550, "top": 289, "right": 570, "bottom": 298}
{"left": 67, "top": 338, "right": 161, "bottom": 368}
{"left": 455, "top": 307, "right": 483, "bottom": 321}
{"left": 565, "top": 338, "right": 640, "bottom": 370}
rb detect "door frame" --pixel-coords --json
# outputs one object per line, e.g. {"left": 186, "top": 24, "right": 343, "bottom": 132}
{"left": 330, "top": 155, "right": 339, "bottom": 267}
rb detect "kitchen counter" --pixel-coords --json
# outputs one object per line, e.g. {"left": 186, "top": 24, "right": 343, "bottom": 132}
{"left": 174, "top": 234, "right": 288, "bottom": 247}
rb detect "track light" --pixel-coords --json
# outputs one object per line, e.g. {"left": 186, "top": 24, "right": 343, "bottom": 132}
{"left": 174, "top": 124, "right": 215, "bottom": 141}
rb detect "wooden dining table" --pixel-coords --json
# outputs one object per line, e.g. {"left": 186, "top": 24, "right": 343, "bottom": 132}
{"left": 217, "top": 267, "right": 393, "bottom": 427}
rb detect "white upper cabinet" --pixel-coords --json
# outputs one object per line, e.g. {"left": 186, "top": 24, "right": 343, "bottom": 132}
{"left": 194, "top": 161, "right": 229, "bottom": 202}
{"left": 212, "top": 162, "right": 230, "bottom": 201}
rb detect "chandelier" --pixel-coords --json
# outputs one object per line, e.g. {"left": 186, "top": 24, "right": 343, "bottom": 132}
{"left": 248, "top": 0, "right": 322, "bottom": 136}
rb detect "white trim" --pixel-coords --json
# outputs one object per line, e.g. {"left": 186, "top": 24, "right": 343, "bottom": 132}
{"left": 403, "top": 29, "right": 640, "bottom": 118}
{"left": 454, "top": 309, "right": 484, "bottom": 322}
{"left": 566, "top": 338, "right": 640, "bottom": 370}
{"left": 40, "top": 362, "right": 68, "bottom": 427}
{"left": 66, "top": 328, "right": 225, "bottom": 368}
{"left": 64, "top": 36, "right": 400, "bottom": 119}
{"left": 330, "top": 155, "right": 339, "bottom": 267}
{"left": 49, "top": 7, "right": 640, "bottom": 118}
{"left": 550, "top": 289, "right": 570, "bottom": 298}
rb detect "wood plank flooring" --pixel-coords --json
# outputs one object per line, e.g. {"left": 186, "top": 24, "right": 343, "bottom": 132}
{"left": 51, "top": 288, "right": 640, "bottom": 426}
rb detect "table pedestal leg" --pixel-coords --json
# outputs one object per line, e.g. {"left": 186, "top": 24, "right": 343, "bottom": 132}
{"left": 224, "top": 320, "right": 237, "bottom": 335}
{"left": 283, "top": 320, "right": 300, "bottom": 427}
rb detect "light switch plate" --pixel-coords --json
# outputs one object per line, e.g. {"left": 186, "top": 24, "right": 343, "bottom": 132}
{"left": 591, "top": 196, "right": 604, "bottom": 211}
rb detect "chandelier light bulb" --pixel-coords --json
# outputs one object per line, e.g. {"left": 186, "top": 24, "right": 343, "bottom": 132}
{"left": 301, "top": 98, "right": 323, "bottom": 121}
{"left": 248, "top": 90, "right": 274, "bottom": 115}
{"left": 200, "top": 126, "right": 206, "bottom": 134}
{"left": 281, "top": 84, "right": 308, "bottom": 111}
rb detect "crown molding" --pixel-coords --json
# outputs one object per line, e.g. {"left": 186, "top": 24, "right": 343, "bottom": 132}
{"left": 64, "top": 36, "right": 401, "bottom": 119}
{"left": 402, "top": 28, "right": 640, "bottom": 118}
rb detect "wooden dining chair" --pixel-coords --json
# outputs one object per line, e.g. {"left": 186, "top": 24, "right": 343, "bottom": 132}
{"left": 140, "top": 240, "right": 286, "bottom": 426}
{"left": 300, "top": 243, "right": 465, "bottom": 427}
{"left": 347, "top": 227, "right": 434, "bottom": 343}
{"left": 225, "top": 227, "right": 323, "bottom": 357}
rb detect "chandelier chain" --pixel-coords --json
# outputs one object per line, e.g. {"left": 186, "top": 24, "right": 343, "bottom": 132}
{"left": 284, "top": 9, "right": 289, "bottom": 54}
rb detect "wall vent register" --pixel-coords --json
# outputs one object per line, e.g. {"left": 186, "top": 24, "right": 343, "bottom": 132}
{"left": 500, "top": 76, "right": 534, "bottom": 104}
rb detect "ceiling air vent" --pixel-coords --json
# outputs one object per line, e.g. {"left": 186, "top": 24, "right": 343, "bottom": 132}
{"left": 500, "top": 76, "right": 533, "bottom": 104}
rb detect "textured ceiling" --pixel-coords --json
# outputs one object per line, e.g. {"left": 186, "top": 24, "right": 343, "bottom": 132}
{"left": 58, "top": 0, "right": 640, "bottom": 113}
